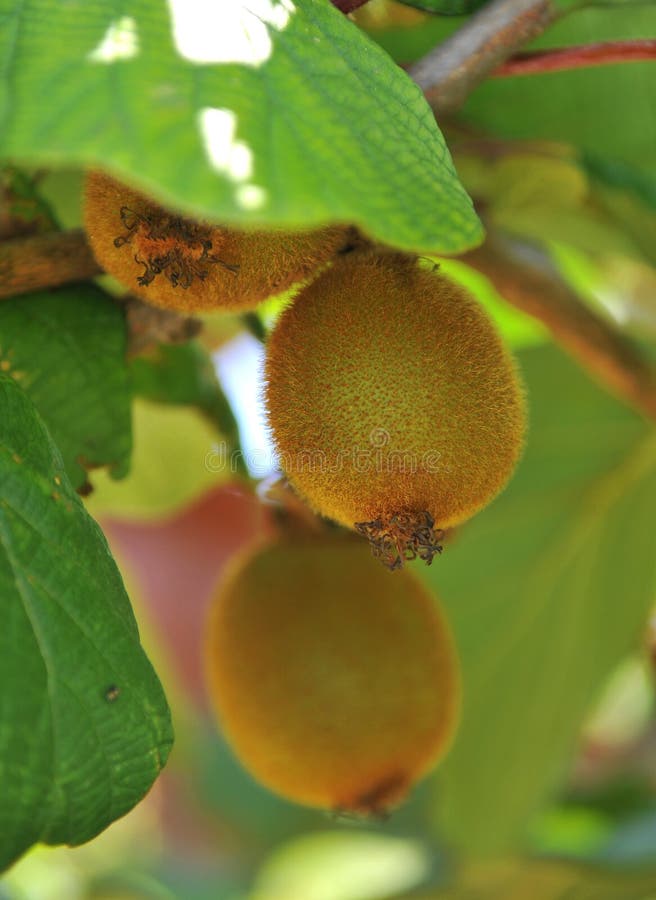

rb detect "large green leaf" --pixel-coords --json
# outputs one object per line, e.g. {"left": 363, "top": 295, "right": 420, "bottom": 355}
{"left": 0, "top": 0, "right": 481, "bottom": 254}
{"left": 422, "top": 345, "right": 656, "bottom": 854}
{"left": 0, "top": 374, "right": 172, "bottom": 870}
{"left": 0, "top": 285, "right": 132, "bottom": 490}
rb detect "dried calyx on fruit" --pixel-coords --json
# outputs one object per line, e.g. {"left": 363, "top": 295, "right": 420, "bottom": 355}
{"left": 83, "top": 170, "right": 351, "bottom": 312}
{"left": 113, "top": 204, "right": 238, "bottom": 289}
{"left": 204, "top": 532, "right": 460, "bottom": 815}
{"left": 265, "top": 249, "right": 526, "bottom": 569}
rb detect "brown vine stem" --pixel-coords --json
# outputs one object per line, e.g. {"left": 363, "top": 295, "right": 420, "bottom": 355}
{"left": 0, "top": 229, "right": 202, "bottom": 355}
{"left": 409, "top": 0, "right": 557, "bottom": 116}
{"left": 0, "top": 229, "right": 200, "bottom": 352}
{"left": 462, "top": 236, "right": 656, "bottom": 422}
{"left": 124, "top": 297, "right": 201, "bottom": 356}
{"left": 0, "top": 228, "right": 101, "bottom": 299}
{"left": 494, "top": 39, "right": 656, "bottom": 76}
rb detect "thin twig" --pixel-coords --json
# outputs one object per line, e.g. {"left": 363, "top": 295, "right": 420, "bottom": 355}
{"left": 409, "top": 0, "right": 557, "bottom": 116}
{"left": 462, "top": 236, "right": 656, "bottom": 422}
{"left": 0, "top": 228, "right": 101, "bottom": 298}
{"left": 494, "top": 39, "right": 656, "bottom": 76}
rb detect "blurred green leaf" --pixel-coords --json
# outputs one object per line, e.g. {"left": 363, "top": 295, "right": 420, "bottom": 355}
{"left": 528, "top": 805, "right": 612, "bottom": 860}
{"left": 411, "top": 858, "right": 656, "bottom": 899}
{"left": 583, "top": 656, "right": 654, "bottom": 750}
{"left": 457, "top": 7, "right": 656, "bottom": 178}
{"left": 85, "top": 398, "right": 232, "bottom": 521}
{"left": 0, "top": 285, "right": 132, "bottom": 489}
{"left": 0, "top": 166, "right": 59, "bottom": 233}
{"left": 455, "top": 151, "right": 643, "bottom": 260}
{"left": 550, "top": 241, "right": 656, "bottom": 338}
{"left": 421, "top": 345, "right": 656, "bottom": 854}
{"left": 363, "top": 7, "right": 656, "bottom": 183}
{"left": 586, "top": 173, "right": 656, "bottom": 270}
{"left": 194, "top": 724, "right": 321, "bottom": 851}
{"left": 0, "top": 374, "right": 172, "bottom": 870}
{"left": 584, "top": 155, "right": 656, "bottom": 215}
{"left": 0, "top": 1, "right": 481, "bottom": 254}
{"left": 452, "top": 148, "right": 656, "bottom": 336}
{"left": 36, "top": 168, "right": 85, "bottom": 230}
{"left": 598, "top": 810, "right": 656, "bottom": 866}
{"left": 130, "top": 341, "right": 241, "bottom": 456}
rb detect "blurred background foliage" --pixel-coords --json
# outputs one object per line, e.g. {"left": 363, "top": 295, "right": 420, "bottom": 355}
{"left": 3, "top": 0, "right": 656, "bottom": 896}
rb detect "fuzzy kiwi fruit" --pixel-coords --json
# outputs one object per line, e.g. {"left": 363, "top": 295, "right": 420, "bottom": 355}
{"left": 83, "top": 170, "right": 350, "bottom": 312}
{"left": 264, "top": 250, "right": 525, "bottom": 568}
{"left": 204, "top": 532, "right": 460, "bottom": 814}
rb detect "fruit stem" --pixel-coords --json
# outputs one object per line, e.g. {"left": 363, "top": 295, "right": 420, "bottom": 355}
{"left": 262, "top": 478, "right": 337, "bottom": 539}
{"left": 356, "top": 511, "right": 444, "bottom": 570}
{"left": 123, "top": 296, "right": 202, "bottom": 356}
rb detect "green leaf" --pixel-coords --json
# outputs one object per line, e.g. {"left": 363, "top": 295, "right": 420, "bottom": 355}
{"left": 583, "top": 154, "right": 656, "bottom": 214}
{"left": 0, "top": 373, "right": 172, "bottom": 870}
{"left": 130, "top": 341, "right": 237, "bottom": 439}
{"left": 0, "top": 166, "right": 60, "bottom": 233}
{"left": 0, "top": 285, "right": 132, "bottom": 490}
{"left": 421, "top": 345, "right": 656, "bottom": 854}
{"left": 85, "top": 398, "right": 233, "bottom": 521}
{"left": 0, "top": 1, "right": 482, "bottom": 254}
{"left": 454, "top": 151, "right": 645, "bottom": 261}
{"left": 432, "top": 256, "right": 548, "bottom": 348}
{"left": 130, "top": 340, "right": 247, "bottom": 479}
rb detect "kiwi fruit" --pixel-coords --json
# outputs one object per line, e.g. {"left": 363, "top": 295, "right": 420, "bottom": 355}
{"left": 83, "top": 170, "right": 350, "bottom": 312}
{"left": 264, "top": 250, "right": 525, "bottom": 568}
{"left": 204, "top": 532, "right": 460, "bottom": 814}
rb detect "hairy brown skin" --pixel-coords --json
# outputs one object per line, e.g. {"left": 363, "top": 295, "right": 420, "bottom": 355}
{"left": 265, "top": 250, "right": 526, "bottom": 568}
{"left": 205, "top": 533, "right": 460, "bottom": 814}
{"left": 83, "top": 171, "right": 350, "bottom": 312}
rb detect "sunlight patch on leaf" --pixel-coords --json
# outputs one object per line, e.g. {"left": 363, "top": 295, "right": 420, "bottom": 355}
{"left": 199, "top": 107, "right": 268, "bottom": 210}
{"left": 87, "top": 16, "right": 139, "bottom": 63}
{"left": 167, "top": 0, "right": 295, "bottom": 66}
